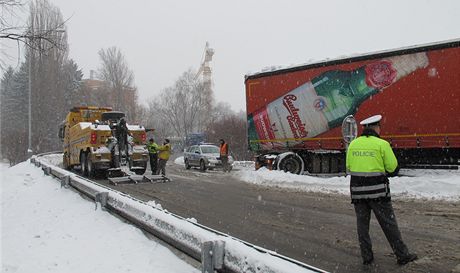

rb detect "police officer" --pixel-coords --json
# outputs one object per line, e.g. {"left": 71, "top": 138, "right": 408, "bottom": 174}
{"left": 346, "top": 115, "right": 417, "bottom": 266}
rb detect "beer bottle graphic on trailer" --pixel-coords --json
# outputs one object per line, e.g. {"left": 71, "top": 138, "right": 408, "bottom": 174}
{"left": 248, "top": 52, "right": 429, "bottom": 149}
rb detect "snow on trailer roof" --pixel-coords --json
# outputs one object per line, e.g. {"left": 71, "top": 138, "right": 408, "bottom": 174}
{"left": 245, "top": 38, "right": 460, "bottom": 80}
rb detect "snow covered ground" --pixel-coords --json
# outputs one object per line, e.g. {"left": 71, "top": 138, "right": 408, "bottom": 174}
{"left": 1, "top": 162, "right": 199, "bottom": 273}
{"left": 3, "top": 155, "right": 457, "bottom": 273}
{"left": 237, "top": 168, "right": 460, "bottom": 201}
{"left": 173, "top": 156, "right": 460, "bottom": 201}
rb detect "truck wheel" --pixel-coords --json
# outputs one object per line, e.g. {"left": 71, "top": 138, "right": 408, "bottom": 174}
{"left": 278, "top": 153, "right": 304, "bottom": 175}
{"left": 80, "top": 152, "right": 88, "bottom": 176}
{"left": 200, "top": 160, "right": 207, "bottom": 172}
{"left": 185, "top": 159, "right": 191, "bottom": 169}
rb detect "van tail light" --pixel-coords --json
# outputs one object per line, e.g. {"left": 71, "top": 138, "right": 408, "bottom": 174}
{"left": 141, "top": 132, "right": 146, "bottom": 143}
{"left": 90, "top": 132, "right": 97, "bottom": 144}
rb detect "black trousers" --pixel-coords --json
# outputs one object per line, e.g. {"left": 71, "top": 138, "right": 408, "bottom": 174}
{"left": 353, "top": 200, "right": 410, "bottom": 262}
{"left": 149, "top": 153, "right": 158, "bottom": 174}
{"left": 220, "top": 155, "right": 229, "bottom": 172}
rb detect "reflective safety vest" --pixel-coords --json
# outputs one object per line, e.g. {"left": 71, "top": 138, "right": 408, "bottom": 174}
{"left": 346, "top": 135, "right": 398, "bottom": 202}
{"left": 220, "top": 143, "right": 228, "bottom": 156}
{"left": 157, "top": 143, "right": 171, "bottom": 160}
{"left": 147, "top": 142, "right": 158, "bottom": 154}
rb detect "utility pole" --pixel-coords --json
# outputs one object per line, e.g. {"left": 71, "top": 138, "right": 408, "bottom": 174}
{"left": 27, "top": 53, "right": 33, "bottom": 157}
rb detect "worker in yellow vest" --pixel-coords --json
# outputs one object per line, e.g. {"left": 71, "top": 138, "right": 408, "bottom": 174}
{"left": 346, "top": 114, "right": 417, "bottom": 266}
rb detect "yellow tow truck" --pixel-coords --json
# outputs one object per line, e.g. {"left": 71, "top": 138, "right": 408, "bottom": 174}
{"left": 58, "top": 106, "right": 149, "bottom": 179}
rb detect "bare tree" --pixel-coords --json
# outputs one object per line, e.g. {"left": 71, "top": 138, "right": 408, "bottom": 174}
{"left": 74, "top": 80, "right": 111, "bottom": 108}
{"left": 97, "top": 46, "right": 138, "bottom": 119}
{"left": 0, "top": 0, "right": 67, "bottom": 69}
{"left": 139, "top": 68, "right": 249, "bottom": 159}
{"left": 206, "top": 111, "right": 252, "bottom": 161}
{"left": 1, "top": 0, "right": 82, "bottom": 163}
{"left": 153, "top": 69, "right": 214, "bottom": 140}
{"left": 209, "top": 101, "right": 234, "bottom": 123}
{"left": 61, "top": 59, "right": 83, "bottom": 110}
{"left": 27, "top": 0, "right": 70, "bottom": 153}
{"left": 140, "top": 99, "right": 173, "bottom": 141}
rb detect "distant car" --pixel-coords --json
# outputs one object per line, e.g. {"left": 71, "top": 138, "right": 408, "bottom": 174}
{"left": 183, "top": 144, "right": 233, "bottom": 171}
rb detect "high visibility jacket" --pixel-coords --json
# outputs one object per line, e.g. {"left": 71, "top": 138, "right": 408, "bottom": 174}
{"left": 157, "top": 143, "right": 171, "bottom": 160}
{"left": 147, "top": 142, "right": 159, "bottom": 154}
{"left": 220, "top": 143, "right": 228, "bottom": 156}
{"left": 346, "top": 135, "right": 398, "bottom": 202}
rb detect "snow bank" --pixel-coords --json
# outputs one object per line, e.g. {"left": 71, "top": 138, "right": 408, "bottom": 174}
{"left": 41, "top": 153, "right": 64, "bottom": 167}
{"left": 237, "top": 168, "right": 460, "bottom": 201}
{"left": 173, "top": 155, "right": 460, "bottom": 201}
{"left": 238, "top": 168, "right": 349, "bottom": 195}
{"left": 174, "top": 156, "right": 185, "bottom": 166}
{"left": 0, "top": 162, "right": 199, "bottom": 273}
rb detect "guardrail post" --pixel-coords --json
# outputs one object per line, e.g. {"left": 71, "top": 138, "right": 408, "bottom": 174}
{"left": 61, "top": 175, "right": 70, "bottom": 188}
{"left": 95, "top": 192, "right": 109, "bottom": 211}
{"left": 36, "top": 161, "right": 41, "bottom": 167}
{"left": 42, "top": 166, "right": 51, "bottom": 176}
{"left": 213, "top": 240, "right": 225, "bottom": 270}
{"left": 201, "top": 240, "right": 225, "bottom": 273}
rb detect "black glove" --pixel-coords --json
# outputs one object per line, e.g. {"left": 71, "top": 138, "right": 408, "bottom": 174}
{"left": 386, "top": 165, "right": 400, "bottom": 177}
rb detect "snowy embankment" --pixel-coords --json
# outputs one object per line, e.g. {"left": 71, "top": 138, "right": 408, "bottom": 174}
{"left": 174, "top": 156, "right": 185, "bottom": 166}
{"left": 174, "top": 155, "right": 460, "bottom": 201}
{"left": 1, "top": 162, "right": 199, "bottom": 273}
{"left": 238, "top": 168, "right": 460, "bottom": 201}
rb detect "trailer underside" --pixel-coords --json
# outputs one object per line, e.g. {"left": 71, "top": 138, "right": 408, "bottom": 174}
{"left": 255, "top": 147, "right": 460, "bottom": 174}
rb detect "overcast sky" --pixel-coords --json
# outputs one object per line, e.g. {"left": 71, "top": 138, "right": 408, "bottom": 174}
{"left": 4, "top": 0, "right": 460, "bottom": 111}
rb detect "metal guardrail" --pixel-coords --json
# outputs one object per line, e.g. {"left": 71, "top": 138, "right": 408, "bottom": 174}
{"left": 31, "top": 154, "right": 328, "bottom": 273}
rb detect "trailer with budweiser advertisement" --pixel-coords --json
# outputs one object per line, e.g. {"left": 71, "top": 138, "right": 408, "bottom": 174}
{"left": 245, "top": 39, "right": 460, "bottom": 174}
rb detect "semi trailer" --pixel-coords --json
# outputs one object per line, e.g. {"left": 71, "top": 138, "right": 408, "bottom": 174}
{"left": 245, "top": 39, "right": 460, "bottom": 174}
